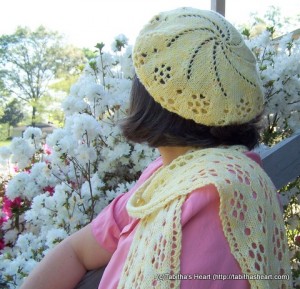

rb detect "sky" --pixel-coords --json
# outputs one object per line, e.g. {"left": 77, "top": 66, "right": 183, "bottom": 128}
{"left": 0, "top": 0, "right": 300, "bottom": 50}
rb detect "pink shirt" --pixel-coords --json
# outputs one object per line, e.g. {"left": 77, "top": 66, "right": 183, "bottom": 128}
{"left": 92, "top": 153, "right": 262, "bottom": 289}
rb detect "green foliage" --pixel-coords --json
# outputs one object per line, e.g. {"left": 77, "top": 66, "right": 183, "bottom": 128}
{"left": 0, "top": 124, "right": 8, "bottom": 141}
{"left": 37, "top": 94, "right": 65, "bottom": 127}
{"left": 0, "top": 138, "right": 11, "bottom": 147}
{"left": 95, "top": 42, "right": 105, "bottom": 52}
{"left": 0, "top": 99, "right": 24, "bottom": 138}
{"left": 49, "top": 75, "right": 79, "bottom": 93}
{"left": 47, "top": 110, "right": 64, "bottom": 127}
{"left": 241, "top": 28, "right": 251, "bottom": 39}
{"left": 0, "top": 99, "right": 24, "bottom": 126}
{"left": 280, "top": 178, "right": 300, "bottom": 285}
{"left": 82, "top": 47, "right": 98, "bottom": 60}
{"left": 0, "top": 26, "right": 85, "bottom": 126}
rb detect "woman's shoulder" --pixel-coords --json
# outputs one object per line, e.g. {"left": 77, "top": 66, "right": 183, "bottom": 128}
{"left": 101, "top": 157, "right": 164, "bottom": 217}
{"left": 136, "top": 157, "right": 163, "bottom": 185}
{"left": 181, "top": 150, "right": 263, "bottom": 223}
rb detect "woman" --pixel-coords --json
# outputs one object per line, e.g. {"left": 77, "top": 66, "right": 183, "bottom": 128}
{"left": 20, "top": 7, "right": 291, "bottom": 289}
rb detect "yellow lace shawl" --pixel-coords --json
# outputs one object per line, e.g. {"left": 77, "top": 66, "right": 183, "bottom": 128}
{"left": 117, "top": 146, "right": 291, "bottom": 289}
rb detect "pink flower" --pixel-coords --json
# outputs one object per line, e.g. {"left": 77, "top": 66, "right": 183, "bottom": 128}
{"left": 295, "top": 235, "right": 300, "bottom": 247}
{"left": 43, "top": 186, "right": 55, "bottom": 196}
{"left": 13, "top": 197, "right": 22, "bottom": 207}
{"left": 0, "top": 216, "right": 7, "bottom": 226}
{"left": 24, "top": 168, "right": 31, "bottom": 174}
{"left": 1, "top": 196, "right": 23, "bottom": 221}
{"left": 0, "top": 238, "right": 5, "bottom": 250}
{"left": 2, "top": 197, "right": 13, "bottom": 219}
{"left": 43, "top": 144, "right": 52, "bottom": 155}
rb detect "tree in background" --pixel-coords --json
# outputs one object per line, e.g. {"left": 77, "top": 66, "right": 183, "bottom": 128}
{"left": 0, "top": 26, "right": 85, "bottom": 127}
{"left": 0, "top": 74, "right": 8, "bottom": 118}
{"left": 0, "top": 99, "right": 24, "bottom": 138}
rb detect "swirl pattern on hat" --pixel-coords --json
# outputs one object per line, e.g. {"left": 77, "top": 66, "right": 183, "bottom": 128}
{"left": 133, "top": 7, "right": 264, "bottom": 126}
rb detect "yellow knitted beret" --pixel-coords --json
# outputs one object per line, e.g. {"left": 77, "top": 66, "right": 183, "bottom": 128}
{"left": 133, "top": 7, "right": 264, "bottom": 126}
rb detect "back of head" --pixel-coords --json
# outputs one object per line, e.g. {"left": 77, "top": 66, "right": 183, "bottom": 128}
{"left": 121, "top": 7, "right": 264, "bottom": 150}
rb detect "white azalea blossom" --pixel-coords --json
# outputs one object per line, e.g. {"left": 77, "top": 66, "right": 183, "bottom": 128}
{"left": 6, "top": 172, "right": 30, "bottom": 200}
{"left": 10, "top": 137, "right": 35, "bottom": 169}
{"left": 23, "top": 127, "right": 43, "bottom": 145}
{"left": 0, "top": 146, "right": 12, "bottom": 161}
{"left": 62, "top": 96, "right": 89, "bottom": 116}
{"left": 69, "top": 113, "right": 101, "bottom": 142}
{"left": 75, "top": 144, "right": 98, "bottom": 166}
{"left": 45, "top": 228, "right": 68, "bottom": 248}
{"left": 4, "top": 229, "right": 19, "bottom": 244}
{"left": 111, "top": 34, "right": 128, "bottom": 52}
{"left": 120, "top": 46, "right": 134, "bottom": 78}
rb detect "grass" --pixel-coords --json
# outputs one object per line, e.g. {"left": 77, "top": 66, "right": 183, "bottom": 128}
{"left": 0, "top": 140, "right": 11, "bottom": 147}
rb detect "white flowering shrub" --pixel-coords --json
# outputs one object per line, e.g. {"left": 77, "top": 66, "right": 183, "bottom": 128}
{"left": 244, "top": 29, "right": 300, "bottom": 142}
{"left": 0, "top": 28, "right": 299, "bottom": 288}
{"left": 0, "top": 35, "right": 158, "bottom": 288}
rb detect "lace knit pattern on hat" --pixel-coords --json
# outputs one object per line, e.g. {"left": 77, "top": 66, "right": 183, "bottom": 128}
{"left": 117, "top": 147, "right": 291, "bottom": 289}
{"left": 133, "top": 8, "right": 264, "bottom": 126}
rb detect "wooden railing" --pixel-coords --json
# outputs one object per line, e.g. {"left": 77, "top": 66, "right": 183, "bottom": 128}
{"left": 260, "top": 130, "right": 300, "bottom": 189}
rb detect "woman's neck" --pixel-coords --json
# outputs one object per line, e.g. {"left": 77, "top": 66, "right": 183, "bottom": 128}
{"left": 158, "top": 146, "right": 196, "bottom": 166}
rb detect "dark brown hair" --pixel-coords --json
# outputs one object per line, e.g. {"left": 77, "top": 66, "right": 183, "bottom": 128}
{"left": 120, "top": 75, "right": 262, "bottom": 150}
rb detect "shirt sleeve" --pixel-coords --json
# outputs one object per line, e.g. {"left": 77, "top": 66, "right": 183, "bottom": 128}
{"left": 91, "top": 193, "right": 131, "bottom": 253}
{"left": 91, "top": 157, "right": 163, "bottom": 253}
